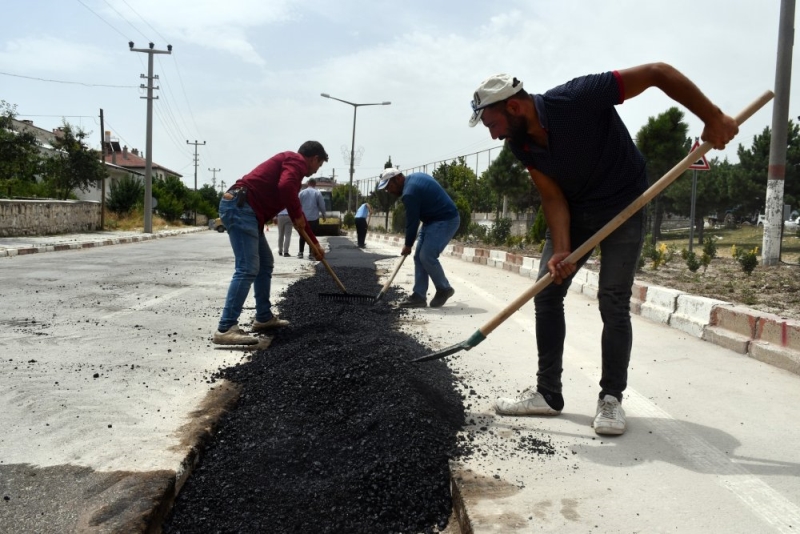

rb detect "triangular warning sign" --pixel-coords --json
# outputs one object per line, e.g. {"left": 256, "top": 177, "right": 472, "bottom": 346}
{"left": 688, "top": 140, "right": 710, "bottom": 171}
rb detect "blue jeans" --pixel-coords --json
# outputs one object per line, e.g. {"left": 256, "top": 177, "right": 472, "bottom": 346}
{"left": 217, "top": 197, "right": 275, "bottom": 331}
{"left": 534, "top": 210, "right": 645, "bottom": 400}
{"left": 412, "top": 215, "right": 460, "bottom": 298}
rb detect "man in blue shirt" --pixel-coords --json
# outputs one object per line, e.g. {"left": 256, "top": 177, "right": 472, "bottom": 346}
{"left": 354, "top": 202, "right": 372, "bottom": 248}
{"left": 297, "top": 178, "right": 326, "bottom": 258}
{"left": 469, "top": 63, "right": 738, "bottom": 435}
{"left": 378, "top": 169, "right": 460, "bottom": 308}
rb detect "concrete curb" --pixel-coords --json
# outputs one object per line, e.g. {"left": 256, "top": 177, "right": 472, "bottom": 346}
{"left": 366, "top": 233, "right": 800, "bottom": 378}
{"left": 0, "top": 227, "right": 208, "bottom": 258}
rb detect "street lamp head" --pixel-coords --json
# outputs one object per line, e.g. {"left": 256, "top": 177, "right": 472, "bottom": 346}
{"left": 321, "top": 93, "right": 330, "bottom": 98}
{"left": 382, "top": 101, "right": 391, "bottom": 105}
{"left": 167, "top": 44, "right": 173, "bottom": 52}
{"left": 128, "top": 41, "right": 134, "bottom": 49}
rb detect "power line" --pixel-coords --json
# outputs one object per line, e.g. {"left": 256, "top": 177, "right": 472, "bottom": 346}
{"left": 75, "top": 0, "right": 129, "bottom": 40}
{"left": 0, "top": 71, "right": 137, "bottom": 88}
{"left": 119, "top": 0, "right": 170, "bottom": 44}
{"left": 102, "top": 0, "right": 150, "bottom": 41}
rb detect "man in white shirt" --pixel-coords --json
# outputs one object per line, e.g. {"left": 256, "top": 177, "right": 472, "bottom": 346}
{"left": 297, "top": 178, "right": 326, "bottom": 258}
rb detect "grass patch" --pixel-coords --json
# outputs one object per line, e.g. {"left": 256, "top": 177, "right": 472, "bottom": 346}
{"left": 658, "top": 225, "right": 800, "bottom": 262}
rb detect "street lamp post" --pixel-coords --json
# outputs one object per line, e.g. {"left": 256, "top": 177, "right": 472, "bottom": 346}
{"left": 321, "top": 93, "right": 391, "bottom": 213}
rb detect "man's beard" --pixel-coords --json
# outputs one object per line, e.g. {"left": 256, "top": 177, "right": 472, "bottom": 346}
{"left": 505, "top": 111, "right": 529, "bottom": 144}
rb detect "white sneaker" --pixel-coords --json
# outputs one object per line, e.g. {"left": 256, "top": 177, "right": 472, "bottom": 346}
{"left": 593, "top": 395, "right": 626, "bottom": 435}
{"left": 251, "top": 315, "right": 290, "bottom": 332}
{"left": 212, "top": 325, "right": 258, "bottom": 345}
{"left": 495, "top": 387, "right": 562, "bottom": 416}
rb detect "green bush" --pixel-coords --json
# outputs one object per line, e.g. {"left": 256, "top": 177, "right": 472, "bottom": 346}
{"left": 343, "top": 211, "right": 355, "bottom": 229}
{"left": 733, "top": 245, "right": 759, "bottom": 275}
{"left": 107, "top": 175, "right": 144, "bottom": 215}
{"left": 468, "top": 222, "right": 488, "bottom": 241}
{"left": 702, "top": 237, "right": 717, "bottom": 260}
{"left": 489, "top": 217, "right": 512, "bottom": 245}
{"left": 685, "top": 250, "right": 701, "bottom": 272}
{"left": 391, "top": 203, "right": 406, "bottom": 234}
{"left": 527, "top": 208, "right": 547, "bottom": 244}
{"left": 454, "top": 197, "right": 472, "bottom": 238}
{"left": 154, "top": 192, "right": 184, "bottom": 222}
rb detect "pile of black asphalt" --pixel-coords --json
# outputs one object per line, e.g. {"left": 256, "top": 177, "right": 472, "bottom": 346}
{"left": 164, "top": 238, "right": 466, "bottom": 533}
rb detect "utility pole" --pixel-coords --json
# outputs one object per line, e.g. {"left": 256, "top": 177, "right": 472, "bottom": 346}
{"left": 208, "top": 167, "right": 221, "bottom": 190}
{"left": 99, "top": 108, "right": 105, "bottom": 231}
{"left": 186, "top": 140, "right": 206, "bottom": 225}
{"left": 763, "top": 0, "right": 796, "bottom": 265}
{"left": 130, "top": 41, "right": 172, "bottom": 233}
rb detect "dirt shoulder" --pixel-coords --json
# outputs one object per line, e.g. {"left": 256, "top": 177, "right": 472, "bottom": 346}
{"left": 451, "top": 238, "right": 800, "bottom": 321}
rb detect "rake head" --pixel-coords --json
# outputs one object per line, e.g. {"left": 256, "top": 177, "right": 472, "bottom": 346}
{"left": 318, "top": 292, "right": 376, "bottom": 305}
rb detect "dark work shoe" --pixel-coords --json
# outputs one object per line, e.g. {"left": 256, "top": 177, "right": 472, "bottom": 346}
{"left": 398, "top": 293, "right": 427, "bottom": 308}
{"left": 429, "top": 287, "right": 455, "bottom": 308}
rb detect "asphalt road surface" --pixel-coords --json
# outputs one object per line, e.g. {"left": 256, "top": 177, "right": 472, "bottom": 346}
{"left": 1, "top": 230, "right": 799, "bottom": 533}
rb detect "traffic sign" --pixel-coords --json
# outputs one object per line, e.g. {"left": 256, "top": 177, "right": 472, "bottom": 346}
{"left": 688, "top": 140, "right": 710, "bottom": 171}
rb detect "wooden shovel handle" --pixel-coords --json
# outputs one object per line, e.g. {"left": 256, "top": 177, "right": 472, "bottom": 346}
{"left": 295, "top": 224, "right": 348, "bottom": 294}
{"left": 477, "top": 90, "right": 775, "bottom": 338}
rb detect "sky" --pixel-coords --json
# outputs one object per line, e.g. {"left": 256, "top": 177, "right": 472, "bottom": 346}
{"left": 1, "top": 0, "right": 795, "bottom": 193}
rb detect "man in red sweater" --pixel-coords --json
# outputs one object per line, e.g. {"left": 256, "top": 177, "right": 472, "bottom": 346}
{"left": 213, "top": 141, "right": 328, "bottom": 345}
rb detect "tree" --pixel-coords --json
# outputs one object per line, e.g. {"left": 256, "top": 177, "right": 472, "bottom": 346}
{"left": 480, "top": 145, "right": 535, "bottom": 216}
{"left": 635, "top": 107, "right": 690, "bottom": 240}
{"left": 153, "top": 175, "right": 190, "bottom": 222}
{"left": 0, "top": 101, "right": 43, "bottom": 197}
{"left": 432, "top": 157, "right": 477, "bottom": 236}
{"left": 107, "top": 175, "right": 144, "bottom": 215}
{"left": 332, "top": 183, "right": 358, "bottom": 212}
{"left": 736, "top": 121, "right": 800, "bottom": 213}
{"left": 369, "top": 156, "right": 399, "bottom": 229}
{"left": 43, "top": 122, "right": 107, "bottom": 200}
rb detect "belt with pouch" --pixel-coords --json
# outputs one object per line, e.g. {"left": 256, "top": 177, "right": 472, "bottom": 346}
{"left": 223, "top": 187, "right": 248, "bottom": 207}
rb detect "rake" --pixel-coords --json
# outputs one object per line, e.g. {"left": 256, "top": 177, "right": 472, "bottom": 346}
{"left": 412, "top": 90, "right": 774, "bottom": 363}
{"left": 295, "top": 224, "right": 376, "bottom": 305}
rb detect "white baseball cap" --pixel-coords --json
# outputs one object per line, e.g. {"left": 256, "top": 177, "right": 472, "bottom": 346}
{"left": 469, "top": 74, "right": 524, "bottom": 127}
{"left": 377, "top": 168, "right": 403, "bottom": 190}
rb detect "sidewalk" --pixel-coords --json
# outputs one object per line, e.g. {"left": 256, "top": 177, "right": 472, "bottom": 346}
{"left": 364, "top": 232, "right": 800, "bottom": 379}
{"left": 0, "top": 227, "right": 208, "bottom": 257}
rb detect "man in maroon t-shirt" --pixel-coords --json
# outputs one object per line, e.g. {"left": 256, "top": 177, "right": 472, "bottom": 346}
{"left": 213, "top": 140, "right": 328, "bottom": 345}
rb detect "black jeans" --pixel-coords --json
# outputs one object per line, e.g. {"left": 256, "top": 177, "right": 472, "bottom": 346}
{"left": 355, "top": 217, "right": 368, "bottom": 246}
{"left": 534, "top": 210, "right": 645, "bottom": 401}
{"left": 298, "top": 219, "right": 320, "bottom": 254}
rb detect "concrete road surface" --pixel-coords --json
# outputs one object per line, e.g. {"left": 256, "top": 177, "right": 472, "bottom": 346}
{"left": 1, "top": 229, "right": 799, "bottom": 533}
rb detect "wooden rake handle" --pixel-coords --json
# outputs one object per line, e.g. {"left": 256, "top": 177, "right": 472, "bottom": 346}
{"left": 294, "top": 224, "right": 348, "bottom": 294}
{"left": 379, "top": 255, "right": 407, "bottom": 296}
{"left": 477, "top": 90, "right": 775, "bottom": 339}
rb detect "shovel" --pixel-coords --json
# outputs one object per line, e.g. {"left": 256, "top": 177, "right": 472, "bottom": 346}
{"left": 295, "top": 224, "right": 375, "bottom": 305}
{"left": 412, "top": 90, "right": 774, "bottom": 363}
{"left": 374, "top": 254, "right": 407, "bottom": 304}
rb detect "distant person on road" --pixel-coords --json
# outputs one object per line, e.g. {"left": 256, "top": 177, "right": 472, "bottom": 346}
{"left": 354, "top": 202, "right": 372, "bottom": 248}
{"left": 297, "top": 178, "right": 326, "bottom": 259}
{"left": 214, "top": 141, "right": 328, "bottom": 345}
{"left": 469, "top": 63, "right": 738, "bottom": 435}
{"left": 377, "top": 169, "right": 459, "bottom": 308}
{"left": 275, "top": 208, "right": 292, "bottom": 257}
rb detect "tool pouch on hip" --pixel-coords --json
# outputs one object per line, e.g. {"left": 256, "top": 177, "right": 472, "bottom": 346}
{"left": 236, "top": 188, "right": 247, "bottom": 208}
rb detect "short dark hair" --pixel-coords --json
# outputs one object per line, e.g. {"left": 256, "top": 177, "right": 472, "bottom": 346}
{"left": 298, "top": 140, "right": 329, "bottom": 162}
{"left": 307, "top": 178, "right": 317, "bottom": 185}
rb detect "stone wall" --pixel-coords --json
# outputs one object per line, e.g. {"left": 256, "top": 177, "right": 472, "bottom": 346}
{"left": 0, "top": 199, "right": 101, "bottom": 237}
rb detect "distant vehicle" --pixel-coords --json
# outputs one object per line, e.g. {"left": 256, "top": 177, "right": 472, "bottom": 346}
{"left": 209, "top": 218, "right": 226, "bottom": 232}
{"left": 786, "top": 216, "right": 800, "bottom": 231}
{"left": 316, "top": 189, "right": 342, "bottom": 236}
